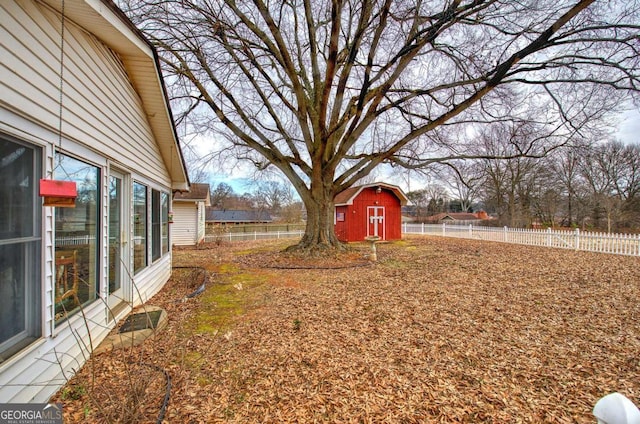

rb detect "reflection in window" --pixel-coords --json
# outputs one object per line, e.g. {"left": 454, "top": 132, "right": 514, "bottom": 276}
{"left": 54, "top": 153, "right": 100, "bottom": 324}
{"left": 0, "top": 136, "right": 41, "bottom": 359}
{"left": 133, "top": 182, "right": 147, "bottom": 273}
{"left": 161, "top": 192, "right": 169, "bottom": 254}
{"left": 152, "top": 189, "right": 161, "bottom": 261}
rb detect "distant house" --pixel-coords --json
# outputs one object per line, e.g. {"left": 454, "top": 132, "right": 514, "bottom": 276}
{"left": 334, "top": 182, "right": 410, "bottom": 242}
{"left": 0, "top": 0, "right": 189, "bottom": 402}
{"left": 206, "top": 209, "right": 273, "bottom": 226}
{"left": 423, "top": 211, "right": 490, "bottom": 225}
{"left": 172, "top": 183, "right": 211, "bottom": 246}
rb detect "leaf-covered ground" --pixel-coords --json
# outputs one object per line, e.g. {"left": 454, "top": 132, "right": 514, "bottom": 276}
{"left": 53, "top": 236, "right": 640, "bottom": 423}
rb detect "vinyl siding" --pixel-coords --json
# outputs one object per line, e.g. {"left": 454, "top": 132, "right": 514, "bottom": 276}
{"left": 0, "top": 0, "right": 178, "bottom": 402}
{"left": 197, "top": 202, "right": 206, "bottom": 243}
{"left": 1, "top": 0, "right": 170, "bottom": 184}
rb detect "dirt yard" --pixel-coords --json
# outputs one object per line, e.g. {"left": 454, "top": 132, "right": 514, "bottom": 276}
{"left": 53, "top": 236, "right": 640, "bottom": 423}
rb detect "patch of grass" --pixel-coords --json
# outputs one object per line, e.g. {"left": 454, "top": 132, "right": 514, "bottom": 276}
{"left": 292, "top": 318, "right": 302, "bottom": 331}
{"left": 218, "top": 263, "right": 241, "bottom": 274}
{"left": 187, "top": 264, "right": 273, "bottom": 335}
{"left": 196, "top": 375, "right": 213, "bottom": 387}
{"left": 61, "top": 384, "right": 86, "bottom": 401}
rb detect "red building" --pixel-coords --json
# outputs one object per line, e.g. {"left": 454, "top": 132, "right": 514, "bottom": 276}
{"left": 334, "top": 182, "right": 410, "bottom": 242}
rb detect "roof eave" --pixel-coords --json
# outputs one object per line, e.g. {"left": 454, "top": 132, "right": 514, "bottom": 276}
{"left": 40, "top": 0, "right": 190, "bottom": 190}
{"left": 335, "top": 182, "right": 411, "bottom": 206}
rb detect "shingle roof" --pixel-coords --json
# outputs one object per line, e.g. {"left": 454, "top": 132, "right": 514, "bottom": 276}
{"left": 426, "top": 212, "right": 481, "bottom": 221}
{"left": 206, "top": 209, "right": 273, "bottom": 223}
{"left": 173, "top": 183, "right": 210, "bottom": 204}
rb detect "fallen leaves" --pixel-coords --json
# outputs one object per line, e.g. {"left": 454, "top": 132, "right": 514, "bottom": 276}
{"left": 52, "top": 237, "right": 640, "bottom": 423}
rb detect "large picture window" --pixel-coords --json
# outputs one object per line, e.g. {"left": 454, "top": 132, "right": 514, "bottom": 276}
{"left": 133, "top": 182, "right": 147, "bottom": 273}
{"left": 0, "top": 136, "right": 41, "bottom": 359}
{"left": 54, "top": 154, "right": 100, "bottom": 324}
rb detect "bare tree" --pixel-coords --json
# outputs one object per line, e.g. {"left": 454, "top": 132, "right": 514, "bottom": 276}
{"left": 407, "top": 184, "right": 449, "bottom": 220}
{"left": 549, "top": 143, "right": 587, "bottom": 227}
{"left": 252, "top": 180, "right": 294, "bottom": 216}
{"left": 579, "top": 140, "right": 640, "bottom": 231}
{"left": 477, "top": 121, "right": 547, "bottom": 226}
{"left": 210, "top": 182, "right": 235, "bottom": 208}
{"left": 437, "top": 161, "right": 483, "bottom": 213}
{"left": 121, "top": 0, "right": 639, "bottom": 250}
{"left": 617, "top": 143, "right": 640, "bottom": 227}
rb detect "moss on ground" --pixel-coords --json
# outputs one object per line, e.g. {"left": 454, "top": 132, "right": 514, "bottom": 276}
{"left": 187, "top": 264, "right": 273, "bottom": 335}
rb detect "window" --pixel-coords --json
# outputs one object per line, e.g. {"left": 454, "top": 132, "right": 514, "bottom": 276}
{"left": 151, "top": 189, "right": 161, "bottom": 261}
{"left": 133, "top": 182, "right": 147, "bottom": 273}
{"left": 152, "top": 189, "right": 171, "bottom": 260}
{"left": 161, "top": 192, "right": 169, "bottom": 254}
{"left": 0, "top": 136, "right": 42, "bottom": 359}
{"left": 54, "top": 154, "right": 100, "bottom": 324}
{"left": 135, "top": 186, "right": 169, "bottom": 271}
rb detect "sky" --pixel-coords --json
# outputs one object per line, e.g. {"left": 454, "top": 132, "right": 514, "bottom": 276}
{"left": 201, "top": 106, "right": 640, "bottom": 196}
{"left": 617, "top": 108, "right": 640, "bottom": 144}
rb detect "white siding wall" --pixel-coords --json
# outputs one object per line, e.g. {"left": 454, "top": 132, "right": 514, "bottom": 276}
{"left": 197, "top": 202, "right": 206, "bottom": 244}
{"left": 0, "top": 0, "right": 177, "bottom": 402}
{"left": 172, "top": 203, "right": 198, "bottom": 246}
{"left": 1, "top": 0, "right": 171, "bottom": 184}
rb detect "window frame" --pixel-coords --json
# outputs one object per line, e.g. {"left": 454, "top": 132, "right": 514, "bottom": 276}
{"left": 0, "top": 135, "right": 42, "bottom": 359}
{"left": 53, "top": 152, "right": 102, "bottom": 325}
{"left": 151, "top": 189, "right": 161, "bottom": 262}
{"left": 133, "top": 181, "right": 148, "bottom": 274}
{"left": 161, "top": 191, "right": 169, "bottom": 254}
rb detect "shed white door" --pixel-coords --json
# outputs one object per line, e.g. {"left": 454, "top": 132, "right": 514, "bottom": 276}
{"left": 367, "top": 206, "right": 385, "bottom": 239}
{"left": 172, "top": 203, "right": 198, "bottom": 246}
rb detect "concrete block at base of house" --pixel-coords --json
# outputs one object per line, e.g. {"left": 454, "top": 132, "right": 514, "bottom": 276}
{"left": 93, "top": 306, "right": 168, "bottom": 355}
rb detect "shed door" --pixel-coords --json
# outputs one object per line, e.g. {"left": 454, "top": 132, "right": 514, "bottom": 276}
{"left": 367, "top": 206, "right": 385, "bottom": 240}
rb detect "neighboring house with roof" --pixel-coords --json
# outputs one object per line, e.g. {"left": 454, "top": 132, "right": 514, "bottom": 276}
{"left": 334, "top": 182, "right": 410, "bottom": 242}
{"left": 172, "top": 183, "right": 211, "bottom": 246}
{"left": 206, "top": 209, "right": 273, "bottom": 226}
{"left": 0, "top": 0, "right": 189, "bottom": 402}
{"left": 423, "top": 211, "right": 491, "bottom": 225}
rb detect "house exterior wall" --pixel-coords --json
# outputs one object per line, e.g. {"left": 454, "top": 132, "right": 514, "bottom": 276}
{"left": 334, "top": 205, "right": 349, "bottom": 241}
{"left": 0, "top": 0, "right": 178, "bottom": 402}
{"left": 172, "top": 203, "right": 199, "bottom": 246}
{"left": 335, "top": 187, "right": 403, "bottom": 242}
{"left": 197, "top": 202, "right": 206, "bottom": 243}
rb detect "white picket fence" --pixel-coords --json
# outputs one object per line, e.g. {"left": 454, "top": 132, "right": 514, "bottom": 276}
{"left": 204, "top": 230, "right": 305, "bottom": 243}
{"left": 55, "top": 235, "right": 95, "bottom": 246}
{"left": 57, "top": 225, "right": 640, "bottom": 257}
{"left": 403, "top": 223, "right": 640, "bottom": 257}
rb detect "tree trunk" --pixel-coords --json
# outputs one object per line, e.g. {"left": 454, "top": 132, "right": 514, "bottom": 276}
{"left": 287, "top": 178, "right": 345, "bottom": 252}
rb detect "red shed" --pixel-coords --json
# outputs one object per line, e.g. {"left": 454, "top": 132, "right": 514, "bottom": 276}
{"left": 334, "top": 182, "right": 410, "bottom": 242}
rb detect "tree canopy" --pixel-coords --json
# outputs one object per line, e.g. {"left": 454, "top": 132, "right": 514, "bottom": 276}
{"left": 122, "top": 0, "right": 639, "bottom": 249}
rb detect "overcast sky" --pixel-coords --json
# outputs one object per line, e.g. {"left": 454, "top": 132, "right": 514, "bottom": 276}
{"left": 617, "top": 108, "right": 640, "bottom": 144}
{"left": 204, "top": 106, "right": 640, "bottom": 195}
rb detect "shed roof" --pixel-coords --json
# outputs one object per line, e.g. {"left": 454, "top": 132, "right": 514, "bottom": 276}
{"left": 206, "top": 209, "right": 273, "bottom": 223}
{"left": 173, "top": 183, "right": 211, "bottom": 205}
{"left": 334, "top": 182, "right": 410, "bottom": 206}
{"left": 39, "top": 0, "right": 189, "bottom": 190}
{"left": 426, "top": 212, "right": 481, "bottom": 221}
